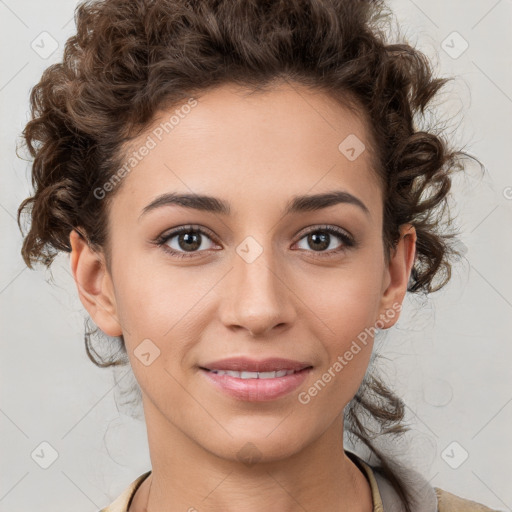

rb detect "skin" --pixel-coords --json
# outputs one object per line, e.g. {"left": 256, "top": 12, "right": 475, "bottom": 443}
{"left": 69, "top": 81, "right": 416, "bottom": 512}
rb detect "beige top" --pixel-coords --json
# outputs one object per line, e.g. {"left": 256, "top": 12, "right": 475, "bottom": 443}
{"left": 98, "top": 452, "right": 498, "bottom": 512}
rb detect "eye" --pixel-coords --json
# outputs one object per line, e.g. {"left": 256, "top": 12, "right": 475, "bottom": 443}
{"left": 154, "top": 225, "right": 219, "bottom": 259}
{"left": 153, "top": 224, "right": 356, "bottom": 260}
{"left": 294, "top": 225, "right": 356, "bottom": 256}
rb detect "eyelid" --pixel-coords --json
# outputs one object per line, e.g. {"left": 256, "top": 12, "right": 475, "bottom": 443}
{"left": 156, "top": 224, "right": 219, "bottom": 243}
{"left": 153, "top": 224, "right": 221, "bottom": 259}
{"left": 295, "top": 224, "right": 354, "bottom": 243}
{"left": 292, "top": 225, "right": 356, "bottom": 256}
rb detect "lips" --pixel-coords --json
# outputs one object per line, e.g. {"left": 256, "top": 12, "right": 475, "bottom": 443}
{"left": 201, "top": 367, "right": 312, "bottom": 402}
{"left": 200, "top": 357, "right": 313, "bottom": 373}
{"left": 199, "top": 357, "right": 313, "bottom": 401}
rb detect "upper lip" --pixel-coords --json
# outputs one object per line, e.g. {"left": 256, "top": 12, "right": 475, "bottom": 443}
{"left": 200, "top": 357, "right": 313, "bottom": 372}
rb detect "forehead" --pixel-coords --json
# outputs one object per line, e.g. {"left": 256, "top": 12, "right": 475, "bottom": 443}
{"left": 112, "top": 82, "right": 382, "bottom": 220}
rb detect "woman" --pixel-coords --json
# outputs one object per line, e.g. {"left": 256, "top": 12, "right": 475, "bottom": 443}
{"left": 17, "top": 0, "right": 496, "bottom": 510}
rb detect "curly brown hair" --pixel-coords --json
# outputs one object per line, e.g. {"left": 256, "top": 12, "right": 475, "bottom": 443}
{"left": 17, "top": 0, "right": 480, "bottom": 509}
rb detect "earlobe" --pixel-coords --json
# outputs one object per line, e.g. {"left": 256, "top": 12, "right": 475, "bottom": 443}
{"left": 69, "top": 229, "right": 123, "bottom": 337}
{"left": 378, "top": 224, "right": 417, "bottom": 329}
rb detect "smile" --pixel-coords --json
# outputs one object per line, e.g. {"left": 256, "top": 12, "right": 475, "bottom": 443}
{"left": 200, "top": 366, "right": 312, "bottom": 401}
{"left": 207, "top": 369, "right": 298, "bottom": 379}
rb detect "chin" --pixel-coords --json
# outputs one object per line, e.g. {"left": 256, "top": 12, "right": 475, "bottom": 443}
{"left": 199, "top": 426, "right": 312, "bottom": 465}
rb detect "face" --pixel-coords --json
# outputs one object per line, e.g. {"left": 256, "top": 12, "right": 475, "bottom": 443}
{"left": 71, "top": 81, "right": 416, "bottom": 464}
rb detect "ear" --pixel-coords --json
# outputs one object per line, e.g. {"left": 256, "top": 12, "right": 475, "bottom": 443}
{"left": 377, "top": 224, "right": 417, "bottom": 329}
{"left": 69, "top": 229, "right": 123, "bottom": 337}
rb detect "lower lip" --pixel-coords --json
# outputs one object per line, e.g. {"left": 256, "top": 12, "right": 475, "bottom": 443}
{"left": 200, "top": 368, "right": 312, "bottom": 402}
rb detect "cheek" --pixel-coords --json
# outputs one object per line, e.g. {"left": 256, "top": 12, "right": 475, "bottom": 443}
{"left": 299, "top": 255, "right": 385, "bottom": 336}
{"left": 113, "top": 242, "right": 384, "bottom": 355}
{"left": 296, "top": 289, "right": 377, "bottom": 416}
{"left": 112, "top": 256, "right": 214, "bottom": 337}
{"left": 111, "top": 258, "right": 222, "bottom": 390}
{"left": 295, "top": 254, "right": 384, "bottom": 387}
{"left": 111, "top": 265, "right": 204, "bottom": 398}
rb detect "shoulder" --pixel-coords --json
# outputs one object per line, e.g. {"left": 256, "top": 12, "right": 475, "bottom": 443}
{"left": 435, "top": 488, "right": 500, "bottom": 512}
{"left": 98, "top": 471, "right": 151, "bottom": 512}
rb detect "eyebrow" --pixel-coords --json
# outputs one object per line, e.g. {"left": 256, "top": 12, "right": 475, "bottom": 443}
{"left": 138, "top": 190, "right": 370, "bottom": 220}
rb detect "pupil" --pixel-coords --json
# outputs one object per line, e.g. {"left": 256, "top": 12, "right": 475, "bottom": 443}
{"left": 179, "top": 232, "right": 201, "bottom": 251}
{"left": 309, "top": 232, "right": 329, "bottom": 251}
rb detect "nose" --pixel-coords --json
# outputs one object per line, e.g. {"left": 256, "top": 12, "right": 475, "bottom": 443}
{"left": 218, "top": 241, "right": 297, "bottom": 337}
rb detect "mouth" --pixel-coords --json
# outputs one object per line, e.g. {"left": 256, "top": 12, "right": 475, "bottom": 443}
{"left": 198, "top": 358, "right": 313, "bottom": 401}
{"left": 200, "top": 368, "right": 311, "bottom": 379}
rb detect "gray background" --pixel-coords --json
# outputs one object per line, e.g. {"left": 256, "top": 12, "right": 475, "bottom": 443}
{"left": 1, "top": 0, "right": 511, "bottom": 510}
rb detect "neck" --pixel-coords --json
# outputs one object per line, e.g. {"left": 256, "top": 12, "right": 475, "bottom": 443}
{"left": 131, "top": 398, "right": 373, "bottom": 512}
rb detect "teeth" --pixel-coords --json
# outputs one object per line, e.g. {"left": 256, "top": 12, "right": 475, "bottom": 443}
{"left": 210, "top": 369, "right": 297, "bottom": 379}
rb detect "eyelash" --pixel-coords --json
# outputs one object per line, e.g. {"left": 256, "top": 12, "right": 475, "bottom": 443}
{"left": 153, "top": 224, "right": 356, "bottom": 260}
